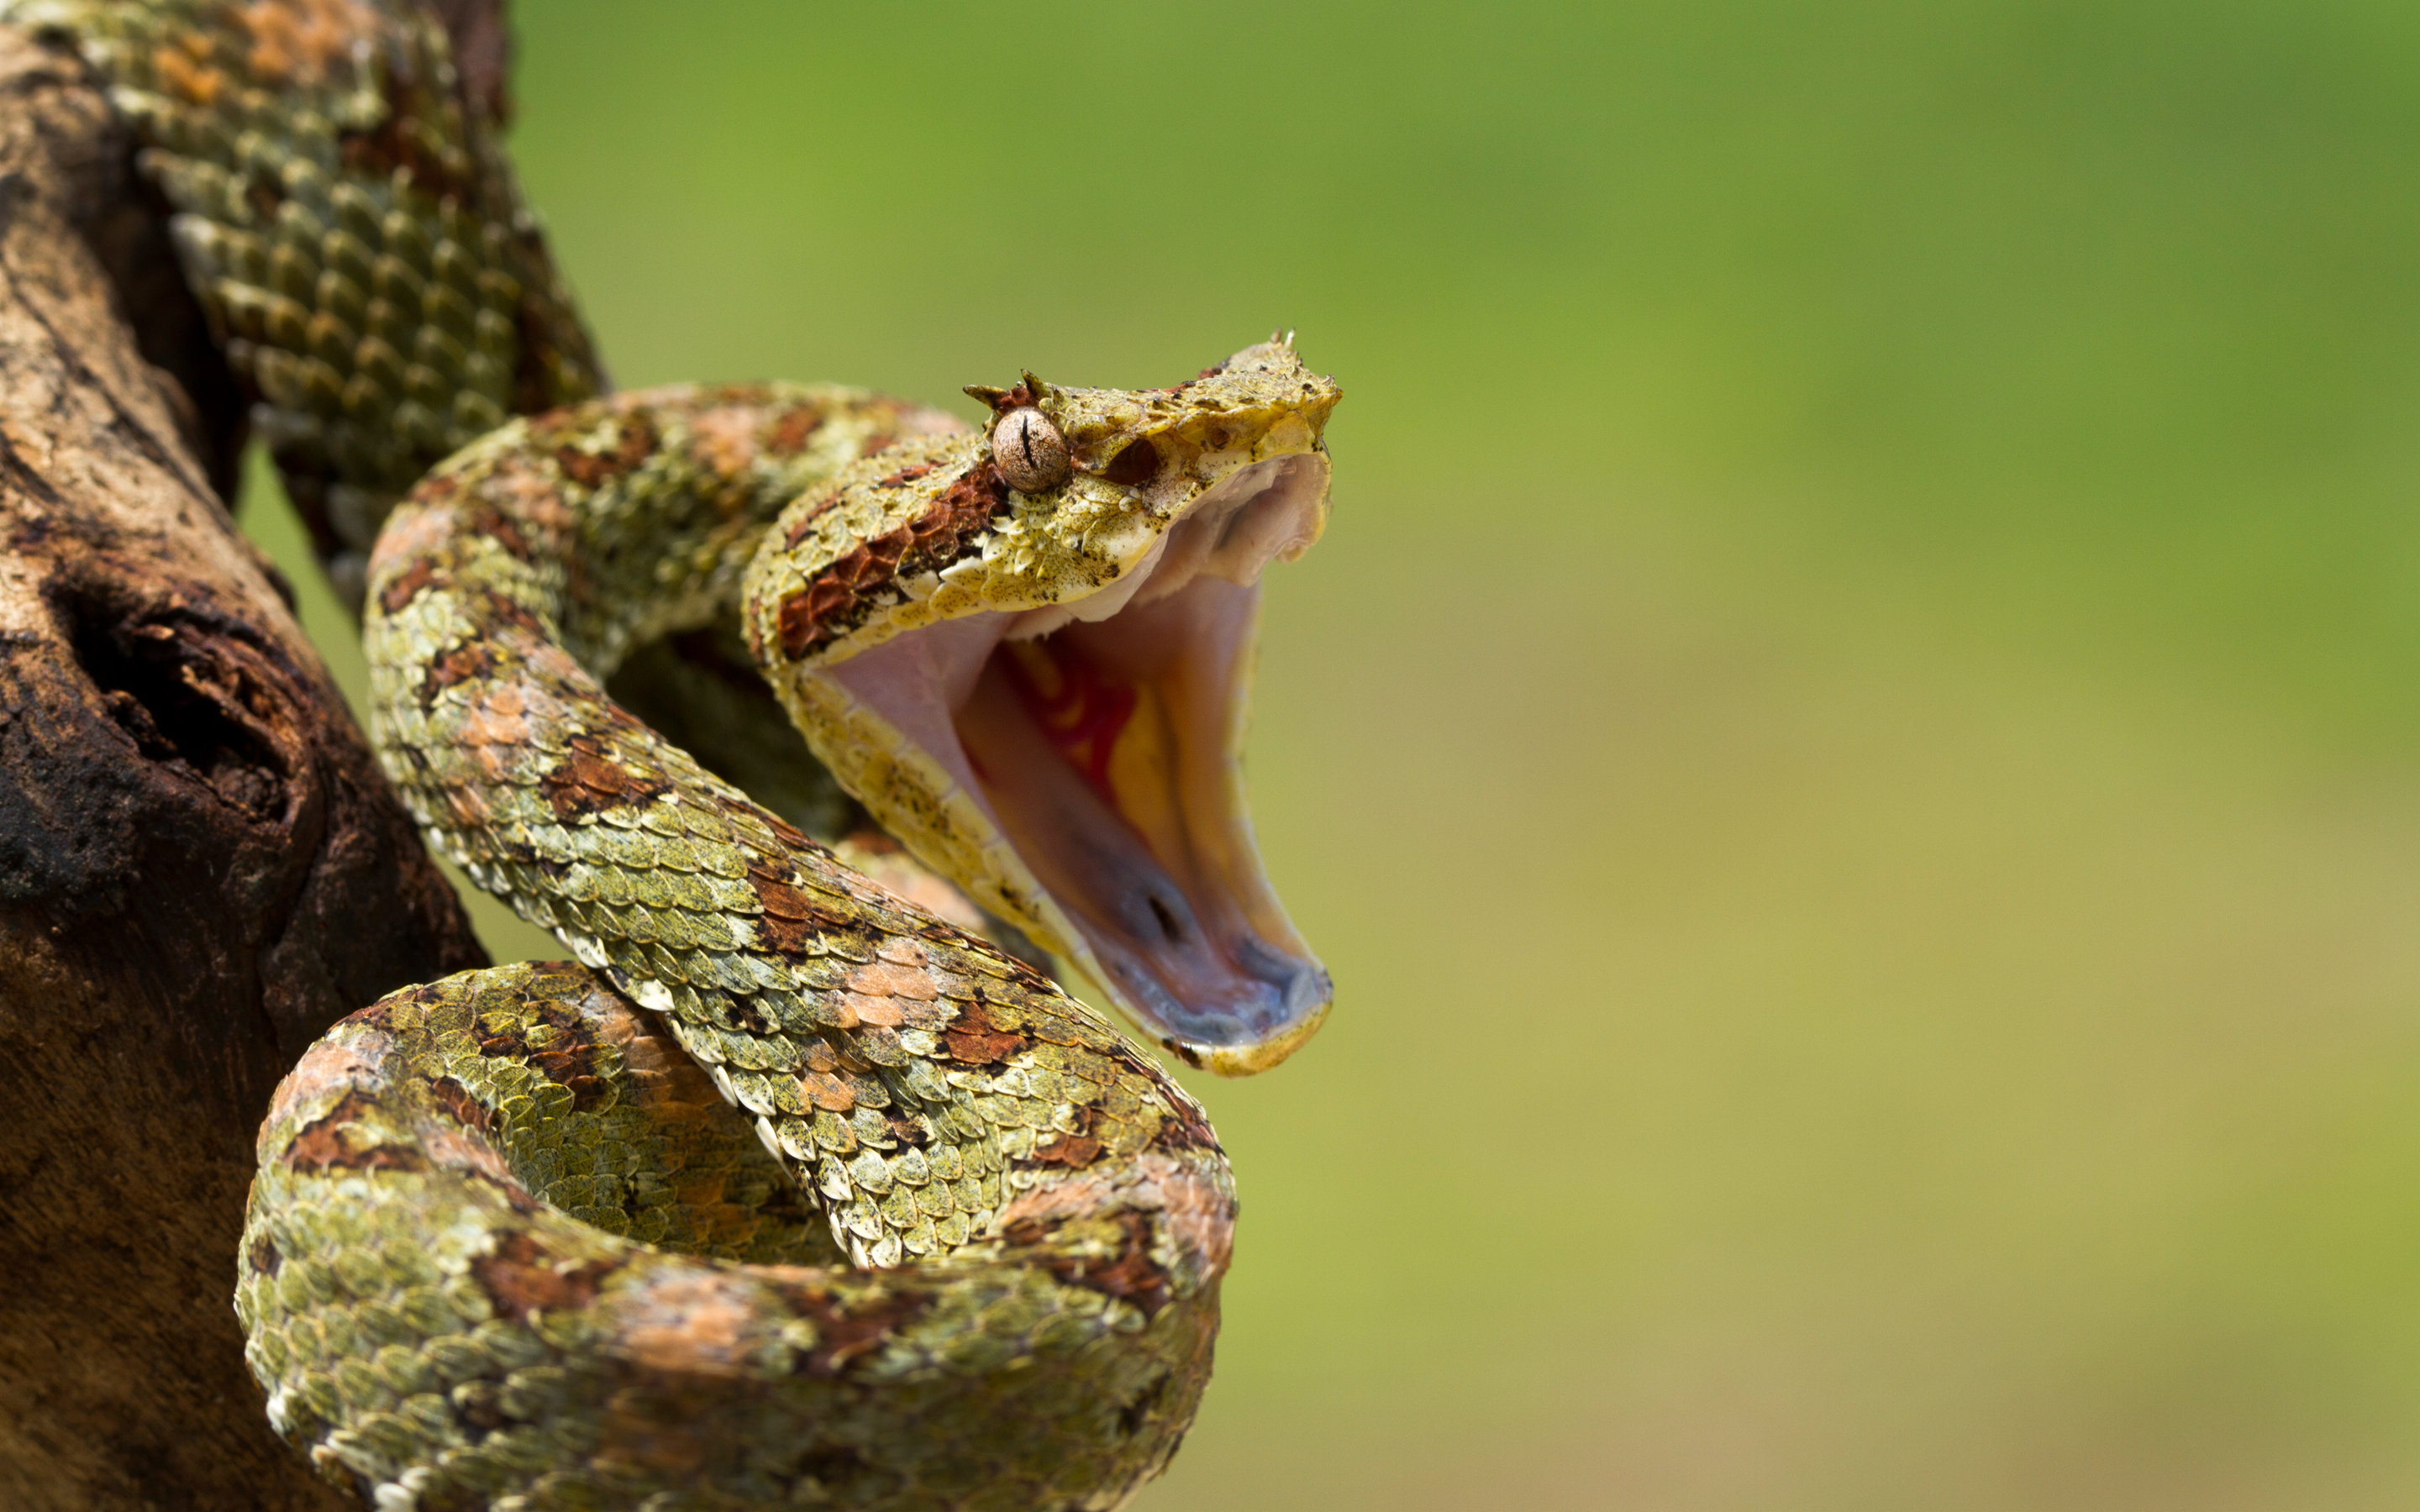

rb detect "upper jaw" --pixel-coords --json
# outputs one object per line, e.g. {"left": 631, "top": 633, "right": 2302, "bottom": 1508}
{"left": 1000, "top": 445, "right": 1331, "bottom": 643}
{"left": 1042, "top": 339, "right": 1343, "bottom": 496}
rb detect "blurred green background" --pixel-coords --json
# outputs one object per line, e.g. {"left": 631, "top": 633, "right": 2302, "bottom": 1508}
{"left": 237, "top": 2, "right": 2420, "bottom": 1506}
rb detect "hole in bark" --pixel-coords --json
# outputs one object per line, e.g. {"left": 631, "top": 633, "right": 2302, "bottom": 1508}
{"left": 60, "top": 586, "right": 288, "bottom": 821}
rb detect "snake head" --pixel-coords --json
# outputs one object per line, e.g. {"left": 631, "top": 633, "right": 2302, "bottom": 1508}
{"left": 748, "top": 337, "right": 1340, "bottom": 1075}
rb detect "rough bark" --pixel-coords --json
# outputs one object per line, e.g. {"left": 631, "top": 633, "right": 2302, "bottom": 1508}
{"left": 0, "top": 17, "right": 497, "bottom": 1511}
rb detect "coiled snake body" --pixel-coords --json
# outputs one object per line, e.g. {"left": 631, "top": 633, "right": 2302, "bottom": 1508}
{"left": 14, "top": 3, "right": 1341, "bottom": 1508}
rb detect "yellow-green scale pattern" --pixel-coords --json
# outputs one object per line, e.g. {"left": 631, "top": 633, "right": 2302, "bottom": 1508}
{"left": 241, "top": 963, "right": 1225, "bottom": 1511}
{"left": 23, "top": 4, "right": 1287, "bottom": 1506}
{"left": 311, "top": 383, "right": 1234, "bottom": 1509}
{"left": 7, "top": 0, "right": 603, "bottom": 598}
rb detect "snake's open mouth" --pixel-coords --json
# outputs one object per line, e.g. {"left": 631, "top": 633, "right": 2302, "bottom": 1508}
{"left": 820, "top": 452, "right": 1333, "bottom": 1074}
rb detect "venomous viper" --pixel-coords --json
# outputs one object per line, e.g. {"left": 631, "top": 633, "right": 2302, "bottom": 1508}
{"left": 14, "top": 2, "right": 1341, "bottom": 1507}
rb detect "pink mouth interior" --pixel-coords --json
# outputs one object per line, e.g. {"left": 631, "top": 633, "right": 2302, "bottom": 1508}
{"left": 826, "top": 454, "right": 1331, "bottom": 1050}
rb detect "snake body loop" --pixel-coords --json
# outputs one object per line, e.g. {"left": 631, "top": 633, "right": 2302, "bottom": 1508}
{"left": 18, "top": 3, "right": 1342, "bottom": 1507}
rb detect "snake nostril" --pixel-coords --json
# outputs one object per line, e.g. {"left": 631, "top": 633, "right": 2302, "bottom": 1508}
{"left": 1100, "top": 437, "right": 1159, "bottom": 487}
{"left": 1147, "top": 894, "right": 1183, "bottom": 944}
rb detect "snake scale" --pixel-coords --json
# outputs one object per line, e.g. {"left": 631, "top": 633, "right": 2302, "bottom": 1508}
{"left": 12, "top": 3, "right": 1343, "bottom": 1508}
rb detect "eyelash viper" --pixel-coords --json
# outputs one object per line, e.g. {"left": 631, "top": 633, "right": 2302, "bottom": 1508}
{"left": 8, "top": 3, "right": 1341, "bottom": 1509}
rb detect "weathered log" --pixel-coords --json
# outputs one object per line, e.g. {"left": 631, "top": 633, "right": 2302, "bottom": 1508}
{"left": 0, "top": 17, "right": 495, "bottom": 1509}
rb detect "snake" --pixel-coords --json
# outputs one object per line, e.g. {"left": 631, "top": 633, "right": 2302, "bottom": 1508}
{"left": 10, "top": 3, "right": 1343, "bottom": 1507}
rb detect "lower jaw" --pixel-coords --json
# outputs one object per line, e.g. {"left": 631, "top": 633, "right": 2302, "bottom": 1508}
{"left": 790, "top": 577, "right": 1328, "bottom": 1071}
{"left": 960, "top": 584, "right": 1332, "bottom": 1058}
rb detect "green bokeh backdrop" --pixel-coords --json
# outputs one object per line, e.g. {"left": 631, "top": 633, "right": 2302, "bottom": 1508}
{"left": 239, "top": 3, "right": 2420, "bottom": 1506}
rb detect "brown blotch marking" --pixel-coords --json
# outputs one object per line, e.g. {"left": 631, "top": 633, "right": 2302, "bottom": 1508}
{"left": 910, "top": 462, "right": 1009, "bottom": 555}
{"left": 775, "top": 580, "right": 846, "bottom": 660}
{"left": 417, "top": 640, "right": 500, "bottom": 707}
{"left": 849, "top": 954, "right": 939, "bottom": 1002}
{"left": 1024, "top": 1102, "right": 1104, "bottom": 1168}
{"left": 474, "top": 1003, "right": 608, "bottom": 1112}
{"left": 152, "top": 33, "right": 224, "bottom": 105}
{"left": 539, "top": 734, "right": 672, "bottom": 822}
{"left": 885, "top": 1111, "right": 931, "bottom": 1149}
{"left": 428, "top": 1074, "right": 496, "bottom": 1137}
{"left": 246, "top": 1235, "right": 282, "bottom": 1277}
{"left": 762, "top": 813, "right": 814, "bottom": 851}
{"left": 472, "top": 586, "right": 547, "bottom": 638}
{"left": 777, "top": 462, "right": 1010, "bottom": 659}
{"left": 1021, "top": 1098, "right": 1108, "bottom": 1166}
{"left": 844, "top": 995, "right": 902, "bottom": 1028}
{"left": 376, "top": 559, "right": 440, "bottom": 614}
{"left": 943, "top": 999, "right": 1028, "bottom": 1065}
{"left": 239, "top": 0, "right": 365, "bottom": 87}
{"left": 283, "top": 1089, "right": 425, "bottom": 1173}
{"left": 456, "top": 682, "right": 530, "bottom": 759}
{"left": 463, "top": 503, "right": 534, "bottom": 562}
{"left": 772, "top": 1283, "right": 930, "bottom": 1378}
{"left": 766, "top": 406, "right": 826, "bottom": 455}
{"left": 1149, "top": 1095, "right": 1221, "bottom": 1155}
{"left": 555, "top": 411, "right": 660, "bottom": 489}
{"left": 687, "top": 407, "right": 764, "bottom": 480}
{"left": 594, "top": 696, "right": 655, "bottom": 736}
{"left": 338, "top": 102, "right": 466, "bottom": 202}
{"left": 510, "top": 296, "right": 561, "bottom": 418}
{"left": 708, "top": 790, "right": 816, "bottom": 855}
{"left": 876, "top": 462, "right": 937, "bottom": 490}
{"left": 336, "top": 57, "right": 478, "bottom": 201}
{"left": 1028, "top": 1131, "right": 1105, "bottom": 1168}
{"left": 745, "top": 856, "right": 866, "bottom": 958}
{"left": 471, "top": 1231, "right": 618, "bottom": 1322}
{"left": 799, "top": 1070, "right": 855, "bottom": 1113}
{"left": 1003, "top": 1210, "right": 1172, "bottom": 1319}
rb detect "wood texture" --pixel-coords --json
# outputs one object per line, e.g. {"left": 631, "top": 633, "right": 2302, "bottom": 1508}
{"left": 0, "top": 13, "right": 498, "bottom": 1508}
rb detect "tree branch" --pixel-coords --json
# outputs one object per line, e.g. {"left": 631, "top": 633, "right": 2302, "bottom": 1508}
{"left": 0, "top": 16, "right": 497, "bottom": 1508}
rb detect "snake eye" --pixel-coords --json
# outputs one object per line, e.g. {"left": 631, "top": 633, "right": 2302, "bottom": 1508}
{"left": 992, "top": 407, "right": 1071, "bottom": 493}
